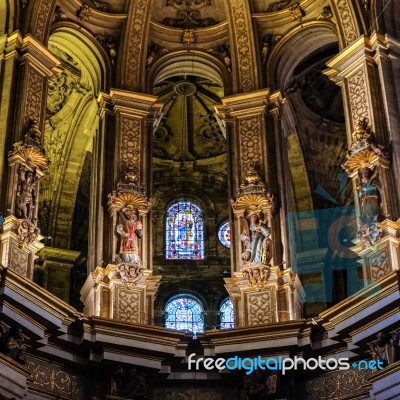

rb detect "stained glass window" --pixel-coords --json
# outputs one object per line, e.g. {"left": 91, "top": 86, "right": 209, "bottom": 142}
{"left": 220, "top": 298, "right": 234, "bottom": 329}
{"left": 165, "top": 295, "right": 204, "bottom": 333}
{"left": 166, "top": 201, "right": 204, "bottom": 259}
{"left": 218, "top": 221, "right": 231, "bottom": 249}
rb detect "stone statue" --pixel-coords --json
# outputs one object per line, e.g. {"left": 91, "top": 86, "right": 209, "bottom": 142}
{"left": 112, "top": 365, "right": 145, "bottom": 398}
{"left": 3, "top": 326, "right": 27, "bottom": 365}
{"left": 369, "top": 331, "right": 400, "bottom": 367}
{"left": 241, "top": 214, "right": 272, "bottom": 266}
{"left": 116, "top": 207, "right": 143, "bottom": 264}
{"left": 357, "top": 167, "right": 381, "bottom": 225}
{"left": 16, "top": 166, "right": 37, "bottom": 222}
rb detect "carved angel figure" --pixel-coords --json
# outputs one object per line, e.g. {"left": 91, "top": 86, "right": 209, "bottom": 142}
{"left": 116, "top": 207, "right": 143, "bottom": 264}
{"left": 240, "top": 214, "right": 272, "bottom": 266}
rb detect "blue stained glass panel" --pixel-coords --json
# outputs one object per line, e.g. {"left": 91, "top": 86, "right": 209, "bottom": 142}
{"left": 165, "top": 296, "right": 204, "bottom": 333}
{"left": 218, "top": 221, "right": 231, "bottom": 249}
{"left": 166, "top": 201, "right": 204, "bottom": 259}
{"left": 220, "top": 298, "right": 234, "bottom": 329}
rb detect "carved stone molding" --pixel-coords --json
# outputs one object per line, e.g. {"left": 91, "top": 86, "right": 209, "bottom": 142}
{"left": 32, "top": 0, "right": 55, "bottom": 42}
{"left": 335, "top": 0, "right": 358, "bottom": 46}
{"left": 247, "top": 290, "right": 273, "bottom": 325}
{"left": 348, "top": 69, "right": 371, "bottom": 128}
{"left": 229, "top": 0, "right": 257, "bottom": 92}
{"left": 0, "top": 216, "right": 44, "bottom": 279}
{"left": 122, "top": 0, "right": 151, "bottom": 90}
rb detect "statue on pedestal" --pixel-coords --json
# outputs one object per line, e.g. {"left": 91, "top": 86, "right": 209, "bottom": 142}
{"left": 357, "top": 167, "right": 381, "bottom": 225}
{"left": 240, "top": 213, "right": 272, "bottom": 266}
{"left": 16, "top": 166, "right": 37, "bottom": 222}
{"left": 116, "top": 207, "right": 143, "bottom": 265}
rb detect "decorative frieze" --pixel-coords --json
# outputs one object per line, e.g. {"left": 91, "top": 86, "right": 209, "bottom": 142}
{"left": 229, "top": 0, "right": 257, "bottom": 92}
{"left": 335, "top": 0, "right": 358, "bottom": 45}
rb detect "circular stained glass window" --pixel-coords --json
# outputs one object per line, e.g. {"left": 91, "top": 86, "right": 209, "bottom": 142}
{"left": 218, "top": 221, "right": 231, "bottom": 249}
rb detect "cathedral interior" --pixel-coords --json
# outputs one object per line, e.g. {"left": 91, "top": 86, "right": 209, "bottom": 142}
{"left": 0, "top": 0, "right": 400, "bottom": 399}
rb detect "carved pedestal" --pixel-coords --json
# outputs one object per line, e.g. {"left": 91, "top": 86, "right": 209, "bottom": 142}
{"left": 0, "top": 216, "right": 43, "bottom": 279}
{"left": 80, "top": 264, "right": 161, "bottom": 324}
{"left": 225, "top": 265, "right": 303, "bottom": 327}
{"left": 352, "top": 219, "right": 400, "bottom": 285}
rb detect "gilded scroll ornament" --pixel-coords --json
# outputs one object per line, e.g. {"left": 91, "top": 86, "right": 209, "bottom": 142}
{"left": 230, "top": 0, "right": 256, "bottom": 92}
{"left": 124, "top": 0, "right": 149, "bottom": 90}
{"left": 267, "top": 0, "right": 291, "bottom": 12}
{"left": 241, "top": 265, "right": 271, "bottom": 290}
{"left": 348, "top": 70, "right": 370, "bottom": 126}
{"left": 336, "top": 0, "right": 358, "bottom": 45}
{"left": 166, "top": 0, "right": 212, "bottom": 10}
{"left": 247, "top": 291, "right": 273, "bottom": 325}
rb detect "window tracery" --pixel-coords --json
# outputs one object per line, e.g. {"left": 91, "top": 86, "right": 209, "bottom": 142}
{"left": 165, "top": 295, "right": 204, "bottom": 333}
{"left": 219, "top": 298, "right": 234, "bottom": 329}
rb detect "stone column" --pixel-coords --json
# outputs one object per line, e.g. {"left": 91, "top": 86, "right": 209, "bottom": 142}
{"left": 82, "top": 90, "right": 162, "bottom": 324}
{"left": 325, "top": 35, "right": 399, "bottom": 218}
{"left": 0, "top": 34, "right": 59, "bottom": 279}
{"left": 216, "top": 90, "right": 304, "bottom": 327}
{"left": 327, "top": 35, "right": 400, "bottom": 285}
{"left": 36, "top": 247, "right": 80, "bottom": 303}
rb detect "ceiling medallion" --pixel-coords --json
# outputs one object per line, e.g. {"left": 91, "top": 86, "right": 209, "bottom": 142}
{"left": 173, "top": 80, "right": 197, "bottom": 96}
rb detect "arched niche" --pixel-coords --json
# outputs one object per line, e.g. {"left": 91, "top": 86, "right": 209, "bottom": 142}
{"left": 146, "top": 50, "right": 231, "bottom": 95}
{"left": 39, "top": 27, "right": 106, "bottom": 249}
{"left": 267, "top": 22, "right": 339, "bottom": 91}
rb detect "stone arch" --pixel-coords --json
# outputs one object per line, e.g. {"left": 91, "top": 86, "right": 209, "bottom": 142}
{"left": 267, "top": 22, "right": 339, "bottom": 90}
{"left": 146, "top": 50, "right": 231, "bottom": 95}
{"left": 330, "top": 0, "right": 362, "bottom": 49}
{"left": 39, "top": 27, "right": 107, "bottom": 249}
{"left": 24, "top": 0, "right": 57, "bottom": 43}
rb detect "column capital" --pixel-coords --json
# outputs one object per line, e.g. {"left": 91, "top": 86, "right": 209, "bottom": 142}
{"left": 218, "top": 88, "right": 271, "bottom": 117}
